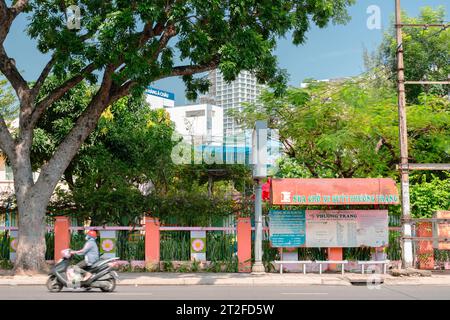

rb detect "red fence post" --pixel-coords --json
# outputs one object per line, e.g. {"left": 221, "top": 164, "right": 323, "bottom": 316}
{"left": 54, "top": 216, "right": 70, "bottom": 261}
{"left": 417, "top": 222, "right": 434, "bottom": 270}
{"left": 237, "top": 217, "right": 252, "bottom": 272}
{"left": 328, "top": 247, "right": 343, "bottom": 271}
{"left": 145, "top": 217, "right": 160, "bottom": 265}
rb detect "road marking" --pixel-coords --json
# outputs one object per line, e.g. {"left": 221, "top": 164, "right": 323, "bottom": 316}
{"left": 280, "top": 292, "right": 328, "bottom": 295}
{"left": 111, "top": 293, "right": 153, "bottom": 296}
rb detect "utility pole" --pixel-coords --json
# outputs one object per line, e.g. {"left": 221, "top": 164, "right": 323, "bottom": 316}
{"left": 395, "top": 0, "right": 414, "bottom": 269}
{"left": 394, "top": 0, "right": 449, "bottom": 269}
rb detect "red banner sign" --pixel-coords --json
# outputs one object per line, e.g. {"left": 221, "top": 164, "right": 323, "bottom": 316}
{"left": 271, "top": 178, "right": 399, "bottom": 205}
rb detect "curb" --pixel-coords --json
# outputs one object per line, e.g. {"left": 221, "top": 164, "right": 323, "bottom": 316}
{"left": 2, "top": 275, "right": 450, "bottom": 287}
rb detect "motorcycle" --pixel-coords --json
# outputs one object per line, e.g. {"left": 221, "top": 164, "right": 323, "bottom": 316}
{"left": 46, "top": 249, "right": 119, "bottom": 292}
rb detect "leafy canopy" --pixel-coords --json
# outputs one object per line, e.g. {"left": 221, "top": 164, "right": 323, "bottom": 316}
{"left": 374, "top": 6, "right": 450, "bottom": 103}
{"left": 231, "top": 73, "right": 450, "bottom": 179}
{"left": 26, "top": 0, "right": 355, "bottom": 98}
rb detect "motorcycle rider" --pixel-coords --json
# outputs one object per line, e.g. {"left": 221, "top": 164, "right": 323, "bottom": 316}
{"left": 72, "top": 230, "right": 100, "bottom": 281}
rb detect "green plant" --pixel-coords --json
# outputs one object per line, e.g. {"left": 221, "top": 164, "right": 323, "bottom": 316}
{"left": 176, "top": 263, "right": 191, "bottom": 273}
{"left": 0, "top": 260, "right": 13, "bottom": 270}
{"left": 387, "top": 231, "right": 402, "bottom": 261}
{"left": 344, "top": 248, "right": 372, "bottom": 261}
{"left": 206, "top": 232, "right": 236, "bottom": 261}
{"left": 45, "top": 232, "right": 54, "bottom": 260}
{"left": 223, "top": 257, "right": 238, "bottom": 273}
{"left": 410, "top": 174, "right": 450, "bottom": 218}
{"left": 262, "top": 240, "right": 279, "bottom": 272}
{"left": 162, "top": 261, "right": 175, "bottom": 272}
{"left": 160, "top": 232, "right": 190, "bottom": 261}
{"left": 0, "top": 232, "right": 10, "bottom": 261}
{"left": 191, "top": 259, "right": 201, "bottom": 273}
{"left": 435, "top": 250, "right": 450, "bottom": 263}
{"left": 116, "top": 231, "right": 145, "bottom": 261}
{"left": 298, "top": 248, "right": 327, "bottom": 261}
{"left": 206, "top": 261, "right": 223, "bottom": 273}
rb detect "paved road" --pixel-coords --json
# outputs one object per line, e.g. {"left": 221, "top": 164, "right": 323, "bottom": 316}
{"left": 0, "top": 285, "right": 450, "bottom": 300}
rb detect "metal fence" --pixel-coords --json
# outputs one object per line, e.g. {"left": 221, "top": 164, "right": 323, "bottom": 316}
{"left": 0, "top": 213, "right": 419, "bottom": 268}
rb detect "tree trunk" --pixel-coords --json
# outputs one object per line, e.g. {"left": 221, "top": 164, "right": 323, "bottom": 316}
{"left": 12, "top": 149, "right": 52, "bottom": 273}
{"left": 14, "top": 190, "right": 49, "bottom": 273}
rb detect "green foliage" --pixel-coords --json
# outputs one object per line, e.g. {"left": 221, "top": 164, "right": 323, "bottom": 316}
{"left": 0, "top": 75, "right": 17, "bottom": 121}
{"left": 343, "top": 248, "right": 371, "bottom": 261}
{"left": 147, "top": 192, "right": 235, "bottom": 226}
{"left": 36, "top": 79, "right": 238, "bottom": 225}
{"left": 0, "top": 260, "right": 13, "bottom": 270}
{"left": 41, "top": 89, "right": 177, "bottom": 225}
{"left": 176, "top": 262, "right": 191, "bottom": 273}
{"left": 162, "top": 260, "right": 175, "bottom": 272}
{"left": 160, "top": 232, "right": 190, "bottom": 261}
{"left": 116, "top": 231, "right": 145, "bottom": 261}
{"left": 25, "top": 0, "right": 355, "bottom": 99}
{"left": 45, "top": 232, "right": 54, "bottom": 260}
{"left": 206, "top": 232, "right": 236, "bottom": 262}
{"left": 298, "top": 248, "right": 327, "bottom": 261}
{"left": 232, "top": 73, "right": 449, "bottom": 180}
{"left": 410, "top": 174, "right": 450, "bottom": 218}
{"left": 190, "top": 259, "right": 201, "bottom": 272}
{"left": 387, "top": 231, "right": 402, "bottom": 261}
{"left": 376, "top": 6, "right": 450, "bottom": 103}
{"left": 0, "top": 232, "right": 10, "bottom": 261}
{"left": 262, "top": 240, "right": 280, "bottom": 272}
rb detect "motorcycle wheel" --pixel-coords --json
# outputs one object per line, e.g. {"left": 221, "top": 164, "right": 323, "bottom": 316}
{"left": 46, "top": 276, "right": 63, "bottom": 292}
{"left": 100, "top": 278, "right": 116, "bottom": 292}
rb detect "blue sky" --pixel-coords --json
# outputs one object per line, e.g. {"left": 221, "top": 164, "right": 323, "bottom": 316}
{"left": 4, "top": 0, "right": 448, "bottom": 105}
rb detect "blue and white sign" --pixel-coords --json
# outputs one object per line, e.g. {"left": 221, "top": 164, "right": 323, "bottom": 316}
{"left": 269, "top": 210, "right": 306, "bottom": 247}
{"left": 145, "top": 87, "right": 175, "bottom": 101}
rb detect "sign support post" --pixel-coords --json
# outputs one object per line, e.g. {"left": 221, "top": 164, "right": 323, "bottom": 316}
{"left": 252, "top": 178, "right": 265, "bottom": 273}
{"left": 251, "top": 120, "right": 268, "bottom": 273}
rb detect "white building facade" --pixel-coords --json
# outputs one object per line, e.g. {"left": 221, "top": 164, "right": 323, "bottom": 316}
{"left": 201, "top": 70, "right": 266, "bottom": 137}
{"left": 166, "top": 104, "right": 223, "bottom": 145}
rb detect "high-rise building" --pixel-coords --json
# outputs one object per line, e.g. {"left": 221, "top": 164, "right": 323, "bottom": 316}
{"left": 201, "top": 70, "right": 266, "bottom": 137}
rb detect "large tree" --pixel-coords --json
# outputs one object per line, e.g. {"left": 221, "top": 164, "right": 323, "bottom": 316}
{"left": 0, "top": 0, "right": 355, "bottom": 272}
{"left": 372, "top": 6, "right": 449, "bottom": 103}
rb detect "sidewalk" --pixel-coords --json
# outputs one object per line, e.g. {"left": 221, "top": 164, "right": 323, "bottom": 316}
{"left": 2, "top": 272, "right": 450, "bottom": 286}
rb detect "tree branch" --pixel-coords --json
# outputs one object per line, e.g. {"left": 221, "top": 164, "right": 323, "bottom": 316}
{"left": 30, "top": 63, "right": 97, "bottom": 127}
{"left": 109, "top": 58, "right": 220, "bottom": 104}
{"left": 34, "top": 65, "right": 115, "bottom": 197}
{"left": 31, "top": 54, "right": 57, "bottom": 98}
{"left": 0, "top": 0, "right": 28, "bottom": 44}
{"left": 10, "top": 0, "right": 29, "bottom": 15}
{"left": 0, "top": 46, "right": 30, "bottom": 99}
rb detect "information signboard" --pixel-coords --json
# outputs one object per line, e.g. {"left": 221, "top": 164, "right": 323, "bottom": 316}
{"left": 269, "top": 210, "right": 306, "bottom": 247}
{"left": 306, "top": 210, "right": 388, "bottom": 248}
{"left": 268, "top": 210, "right": 388, "bottom": 248}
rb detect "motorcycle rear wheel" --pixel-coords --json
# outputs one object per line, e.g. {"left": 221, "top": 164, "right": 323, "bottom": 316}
{"left": 46, "top": 276, "right": 63, "bottom": 292}
{"left": 100, "top": 278, "right": 116, "bottom": 292}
